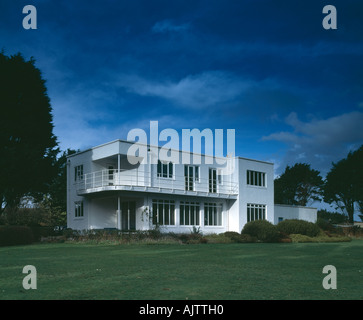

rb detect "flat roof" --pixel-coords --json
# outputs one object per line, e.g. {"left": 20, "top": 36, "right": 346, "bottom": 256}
{"left": 67, "top": 139, "right": 274, "bottom": 165}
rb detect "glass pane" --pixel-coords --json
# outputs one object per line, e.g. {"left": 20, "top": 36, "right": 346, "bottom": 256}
{"left": 152, "top": 203, "right": 158, "bottom": 225}
{"left": 165, "top": 203, "right": 169, "bottom": 225}
{"left": 180, "top": 204, "right": 184, "bottom": 225}
{"left": 169, "top": 162, "right": 173, "bottom": 178}
{"left": 157, "top": 161, "right": 161, "bottom": 176}
{"left": 170, "top": 204, "right": 175, "bottom": 225}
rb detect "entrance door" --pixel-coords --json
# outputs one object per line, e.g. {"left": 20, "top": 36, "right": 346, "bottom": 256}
{"left": 121, "top": 201, "right": 136, "bottom": 231}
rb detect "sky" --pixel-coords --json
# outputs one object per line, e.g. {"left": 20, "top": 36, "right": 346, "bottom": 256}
{"left": 1, "top": 0, "right": 363, "bottom": 180}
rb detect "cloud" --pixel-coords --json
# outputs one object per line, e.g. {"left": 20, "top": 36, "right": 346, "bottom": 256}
{"left": 117, "top": 70, "right": 257, "bottom": 109}
{"left": 262, "top": 111, "right": 363, "bottom": 176}
{"left": 152, "top": 20, "right": 191, "bottom": 33}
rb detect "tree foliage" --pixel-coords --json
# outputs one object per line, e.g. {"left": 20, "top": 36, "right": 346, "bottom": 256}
{"left": 46, "top": 149, "right": 77, "bottom": 213}
{"left": 0, "top": 52, "right": 58, "bottom": 211}
{"left": 324, "top": 145, "right": 363, "bottom": 223}
{"left": 274, "top": 163, "right": 324, "bottom": 206}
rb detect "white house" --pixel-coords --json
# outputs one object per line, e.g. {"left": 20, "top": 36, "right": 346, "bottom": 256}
{"left": 66, "top": 139, "right": 316, "bottom": 233}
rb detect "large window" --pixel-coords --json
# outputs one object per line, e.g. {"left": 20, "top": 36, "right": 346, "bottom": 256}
{"left": 209, "top": 168, "right": 223, "bottom": 193}
{"left": 204, "top": 202, "right": 223, "bottom": 226}
{"left": 246, "top": 170, "right": 266, "bottom": 187}
{"left": 247, "top": 203, "right": 266, "bottom": 222}
{"left": 157, "top": 160, "right": 173, "bottom": 178}
{"left": 75, "top": 201, "right": 84, "bottom": 218}
{"left": 184, "top": 165, "right": 199, "bottom": 191}
{"left": 180, "top": 201, "right": 200, "bottom": 225}
{"left": 152, "top": 199, "right": 175, "bottom": 225}
{"left": 74, "top": 165, "right": 83, "bottom": 181}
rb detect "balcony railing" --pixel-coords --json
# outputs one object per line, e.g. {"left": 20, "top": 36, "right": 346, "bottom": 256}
{"left": 76, "top": 169, "right": 238, "bottom": 196}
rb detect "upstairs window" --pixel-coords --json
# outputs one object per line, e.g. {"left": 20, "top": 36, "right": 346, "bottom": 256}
{"left": 157, "top": 160, "right": 173, "bottom": 178}
{"left": 74, "top": 165, "right": 83, "bottom": 181}
{"left": 247, "top": 170, "right": 265, "bottom": 187}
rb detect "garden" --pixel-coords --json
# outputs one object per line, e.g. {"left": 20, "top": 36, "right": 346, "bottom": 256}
{"left": 1, "top": 219, "right": 363, "bottom": 300}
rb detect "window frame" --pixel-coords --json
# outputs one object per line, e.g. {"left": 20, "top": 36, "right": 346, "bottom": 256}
{"left": 74, "top": 165, "right": 84, "bottom": 182}
{"left": 247, "top": 203, "right": 266, "bottom": 222}
{"left": 180, "top": 201, "right": 200, "bottom": 226}
{"left": 246, "top": 170, "right": 266, "bottom": 187}
{"left": 204, "top": 202, "right": 223, "bottom": 226}
{"left": 152, "top": 199, "right": 175, "bottom": 225}
{"left": 157, "top": 160, "right": 174, "bottom": 179}
{"left": 75, "top": 201, "right": 84, "bottom": 218}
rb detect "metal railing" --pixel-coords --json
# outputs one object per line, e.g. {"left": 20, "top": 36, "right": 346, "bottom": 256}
{"left": 76, "top": 169, "right": 238, "bottom": 195}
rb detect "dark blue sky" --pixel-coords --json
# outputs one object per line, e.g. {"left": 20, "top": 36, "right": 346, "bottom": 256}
{"left": 1, "top": 0, "right": 363, "bottom": 176}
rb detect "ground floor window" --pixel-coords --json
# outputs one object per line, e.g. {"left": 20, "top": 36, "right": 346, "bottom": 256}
{"left": 180, "top": 201, "right": 200, "bottom": 225}
{"left": 152, "top": 199, "right": 175, "bottom": 225}
{"left": 204, "top": 202, "right": 223, "bottom": 226}
{"left": 75, "top": 201, "right": 84, "bottom": 218}
{"left": 247, "top": 203, "right": 266, "bottom": 222}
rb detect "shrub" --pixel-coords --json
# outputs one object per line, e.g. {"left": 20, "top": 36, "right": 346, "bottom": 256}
{"left": 222, "top": 231, "right": 255, "bottom": 243}
{"left": 277, "top": 219, "right": 320, "bottom": 237}
{"left": 0, "top": 226, "right": 34, "bottom": 246}
{"left": 317, "top": 209, "right": 347, "bottom": 224}
{"left": 290, "top": 233, "right": 351, "bottom": 243}
{"left": 29, "top": 226, "right": 59, "bottom": 242}
{"left": 203, "top": 234, "right": 234, "bottom": 244}
{"left": 316, "top": 218, "right": 335, "bottom": 232}
{"left": 241, "top": 220, "right": 280, "bottom": 243}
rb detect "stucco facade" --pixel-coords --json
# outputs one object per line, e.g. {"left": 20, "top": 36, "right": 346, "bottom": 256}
{"left": 67, "top": 139, "right": 312, "bottom": 234}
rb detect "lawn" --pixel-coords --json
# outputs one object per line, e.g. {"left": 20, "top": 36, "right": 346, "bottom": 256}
{"left": 0, "top": 240, "right": 362, "bottom": 300}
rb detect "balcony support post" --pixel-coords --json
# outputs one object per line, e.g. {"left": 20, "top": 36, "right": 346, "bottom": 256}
{"left": 117, "top": 195, "right": 121, "bottom": 230}
{"left": 117, "top": 153, "right": 121, "bottom": 185}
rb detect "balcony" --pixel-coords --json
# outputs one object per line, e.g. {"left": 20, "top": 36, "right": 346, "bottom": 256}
{"left": 76, "top": 169, "right": 238, "bottom": 199}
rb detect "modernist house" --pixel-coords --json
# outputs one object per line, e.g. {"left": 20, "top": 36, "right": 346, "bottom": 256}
{"left": 67, "top": 139, "right": 316, "bottom": 233}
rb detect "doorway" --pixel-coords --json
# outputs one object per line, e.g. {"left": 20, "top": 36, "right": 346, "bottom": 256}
{"left": 121, "top": 201, "right": 136, "bottom": 231}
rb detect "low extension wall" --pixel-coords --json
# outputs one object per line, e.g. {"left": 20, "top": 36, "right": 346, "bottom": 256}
{"left": 274, "top": 204, "right": 317, "bottom": 224}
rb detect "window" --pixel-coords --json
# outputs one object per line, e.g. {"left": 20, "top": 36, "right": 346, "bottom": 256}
{"left": 247, "top": 203, "right": 266, "bottom": 222}
{"left": 75, "top": 201, "right": 84, "bottom": 218}
{"left": 184, "top": 165, "right": 199, "bottom": 191}
{"left": 247, "top": 170, "right": 265, "bottom": 187}
{"left": 74, "top": 165, "right": 83, "bottom": 181}
{"left": 209, "top": 168, "right": 217, "bottom": 193}
{"left": 204, "top": 202, "right": 223, "bottom": 226}
{"left": 209, "top": 168, "right": 223, "bottom": 193}
{"left": 152, "top": 199, "right": 175, "bottom": 225}
{"left": 157, "top": 160, "right": 173, "bottom": 178}
{"left": 180, "top": 202, "right": 200, "bottom": 225}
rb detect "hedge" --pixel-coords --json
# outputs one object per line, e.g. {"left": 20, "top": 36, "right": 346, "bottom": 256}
{"left": 241, "top": 220, "right": 280, "bottom": 243}
{"left": 277, "top": 219, "right": 320, "bottom": 237}
{"left": 0, "top": 226, "right": 34, "bottom": 246}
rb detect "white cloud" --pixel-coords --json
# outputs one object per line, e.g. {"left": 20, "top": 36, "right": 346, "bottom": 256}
{"left": 117, "top": 71, "right": 256, "bottom": 109}
{"left": 262, "top": 111, "right": 363, "bottom": 176}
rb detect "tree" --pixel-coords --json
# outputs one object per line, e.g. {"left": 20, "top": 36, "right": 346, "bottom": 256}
{"left": 324, "top": 145, "right": 363, "bottom": 223}
{"left": 46, "top": 149, "right": 77, "bottom": 212}
{"left": 0, "top": 52, "right": 58, "bottom": 212}
{"left": 274, "top": 163, "right": 324, "bottom": 206}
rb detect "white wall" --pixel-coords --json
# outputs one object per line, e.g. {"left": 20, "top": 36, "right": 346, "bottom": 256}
{"left": 274, "top": 204, "right": 317, "bottom": 224}
{"left": 237, "top": 158, "right": 274, "bottom": 232}
{"left": 67, "top": 140, "right": 275, "bottom": 233}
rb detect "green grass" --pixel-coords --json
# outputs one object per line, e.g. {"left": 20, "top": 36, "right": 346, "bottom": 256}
{"left": 1, "top": 240, "right": 363, "bottom": 300}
